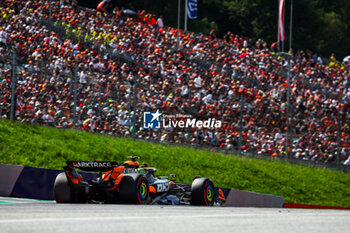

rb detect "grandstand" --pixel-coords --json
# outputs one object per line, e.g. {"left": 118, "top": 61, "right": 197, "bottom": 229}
{"left": 0, "top": 0, "right": 350, "bottom": 169}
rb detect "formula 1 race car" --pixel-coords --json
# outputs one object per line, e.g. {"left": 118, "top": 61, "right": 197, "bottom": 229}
{"left": 53, "top": 157, "right": 225, "bottom": 206}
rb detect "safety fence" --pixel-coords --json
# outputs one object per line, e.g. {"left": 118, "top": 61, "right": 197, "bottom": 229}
{"left": 1, "top": 7, "right": 349, "bottom": 172}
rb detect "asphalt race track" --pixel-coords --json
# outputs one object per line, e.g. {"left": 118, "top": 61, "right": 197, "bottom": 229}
{"left": 0, "top": 197, "right": 349, "bottom": 233}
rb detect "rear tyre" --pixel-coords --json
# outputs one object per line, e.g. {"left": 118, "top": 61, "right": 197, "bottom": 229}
{"left": 119, "top": 174, "right": 149, "bottom": 204}
{"left": 191, "top": 178, "right": 215, "bottom": 206}
{"left": 54, "top": 172, "right": 72, "bottom": 203}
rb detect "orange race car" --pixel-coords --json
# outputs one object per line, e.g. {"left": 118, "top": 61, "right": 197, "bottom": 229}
{"left": 53, "top": 157, "right": 226, "bottom": 206}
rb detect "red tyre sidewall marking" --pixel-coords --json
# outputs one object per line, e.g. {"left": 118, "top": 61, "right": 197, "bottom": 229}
{"left": 136, "top": 177, "right": 147, "bottom": 204}
{"left": 204, "top": 180, "right": 209, "bottom": 206}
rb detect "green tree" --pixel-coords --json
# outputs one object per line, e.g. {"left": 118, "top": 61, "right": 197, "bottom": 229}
{"left": 316, "top": 0, "right": 350, "bottom": 58}
{"left": 317, "top": 12, "right": 349, "bottom": 57}
{"left": 222, "top": 0, "right": 277, "bottom": 42}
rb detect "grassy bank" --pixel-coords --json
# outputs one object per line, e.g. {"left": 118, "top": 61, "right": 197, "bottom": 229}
{"left": 0, "top": 120, "right": 349, "bottom": 206}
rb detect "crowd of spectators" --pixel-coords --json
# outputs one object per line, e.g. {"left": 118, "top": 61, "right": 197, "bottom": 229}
{"left": 1, "top": 0, "right": 350, "bottom": 165}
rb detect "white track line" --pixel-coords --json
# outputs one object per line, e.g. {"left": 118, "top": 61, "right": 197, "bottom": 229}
{"left": 0, "top": 211, "right": 348, "bottom": 224}
{"left": 0, "top": 214, "right": 249, "bottom": 223}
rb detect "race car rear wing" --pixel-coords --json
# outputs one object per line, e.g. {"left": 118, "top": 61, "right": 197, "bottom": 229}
{"left": 66, "top": 161, "right": 118, "bottom": 172}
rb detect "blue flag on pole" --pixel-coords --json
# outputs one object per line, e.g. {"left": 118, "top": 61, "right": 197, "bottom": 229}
{"left": 187, "top": 0, "right": 198, "bottom": 19}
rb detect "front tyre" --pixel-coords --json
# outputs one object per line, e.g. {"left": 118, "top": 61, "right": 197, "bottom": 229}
{"left": 191, "top": 178, "right": 215, "bottom": 206}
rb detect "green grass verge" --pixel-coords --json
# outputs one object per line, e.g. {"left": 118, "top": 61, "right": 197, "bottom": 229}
{"left": 0, "top": 120, "right": 349, "bottom": 206}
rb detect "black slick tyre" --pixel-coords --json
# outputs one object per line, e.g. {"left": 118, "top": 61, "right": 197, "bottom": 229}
{"left": 191, "top": 178, "right": 215, "bottom": 206}
{"left": 54, "top": 172, "right": 72, "bottom": 203}
{"left": 119, "top": 174, "right": 149, "bottom": 204}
